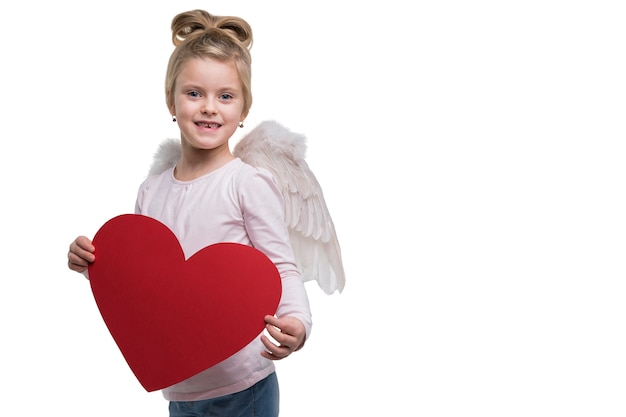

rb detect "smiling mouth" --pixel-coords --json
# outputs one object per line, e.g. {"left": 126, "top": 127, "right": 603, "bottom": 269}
{"left": 196, "top": 122, "right": 221, "bottom": 128}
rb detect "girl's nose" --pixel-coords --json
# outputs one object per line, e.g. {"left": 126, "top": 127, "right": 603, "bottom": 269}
{"left": 201, "top": 99, "right": 217, "bottom": 115}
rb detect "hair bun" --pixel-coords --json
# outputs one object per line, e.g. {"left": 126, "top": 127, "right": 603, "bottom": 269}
{"left": 171, "top": 9, "right": 252, "bottom": 48}
{"left": 215, "top": 16, "right": 253, "bottom": 48}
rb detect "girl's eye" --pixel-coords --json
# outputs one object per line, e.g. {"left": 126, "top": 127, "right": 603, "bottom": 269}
{"left": 187, "top": 91, "right": 200, "bottom": 98}
{"left": 219, "top": 93, "right": 233, "bottom": 100}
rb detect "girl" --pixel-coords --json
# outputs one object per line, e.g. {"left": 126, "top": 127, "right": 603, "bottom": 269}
{"left": 67, "top": 9, "right": 312, "bottom": 417}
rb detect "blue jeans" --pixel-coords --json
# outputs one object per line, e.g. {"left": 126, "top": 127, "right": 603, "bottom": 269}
{"left": 168, "top": 372, "right": 279, "bottom": 417}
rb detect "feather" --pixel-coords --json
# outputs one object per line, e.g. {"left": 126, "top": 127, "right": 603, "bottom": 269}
{"left": 148, "top": 138, "right": 181, "bottom": 176}
{"left": 147, "top": 121, "right": 346, "bottom": 294}
{"left": 234, "top": 120, "right": 345, "bottom": 294}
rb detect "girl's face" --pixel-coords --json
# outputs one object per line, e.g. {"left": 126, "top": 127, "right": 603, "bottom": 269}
{"left": 170, "top": 57, "right": 246, "bottom": 154}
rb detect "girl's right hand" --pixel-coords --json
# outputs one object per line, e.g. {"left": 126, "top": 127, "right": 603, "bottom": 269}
{"left": 67, "top": 236, "right": 95, "bottom": 273}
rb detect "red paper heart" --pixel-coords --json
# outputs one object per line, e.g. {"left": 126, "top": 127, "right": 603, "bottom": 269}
{"left": 88, "top": 214, "right": 281, "bottom": 392}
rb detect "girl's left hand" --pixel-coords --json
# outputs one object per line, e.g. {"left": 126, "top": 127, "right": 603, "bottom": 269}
{"left": 260, "top": 315, "right": 306, "bottom": 360}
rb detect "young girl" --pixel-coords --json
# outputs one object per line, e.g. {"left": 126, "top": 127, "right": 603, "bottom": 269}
{"left": 67, "top": 9, "right": 312, "bottom": 417}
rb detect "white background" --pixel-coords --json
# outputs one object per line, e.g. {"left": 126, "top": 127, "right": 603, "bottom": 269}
{"left": 1, "top": 1, "right": 625, "bottom": 415}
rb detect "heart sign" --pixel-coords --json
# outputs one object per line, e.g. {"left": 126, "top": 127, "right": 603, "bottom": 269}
{"left": 88, "top": 214, "right": 282, "bottom": 392}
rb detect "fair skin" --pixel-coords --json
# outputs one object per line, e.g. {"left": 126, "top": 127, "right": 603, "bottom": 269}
{"left": 68, "top": 57, "right": 305, "bottom": 360}
{"left": 169, "top": 57, "right": 243, "bottom": 180}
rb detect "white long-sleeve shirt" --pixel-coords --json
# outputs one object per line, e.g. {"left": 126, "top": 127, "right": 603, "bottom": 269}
{"left": 134, "top": 157, "right": 312, "bottom": 401}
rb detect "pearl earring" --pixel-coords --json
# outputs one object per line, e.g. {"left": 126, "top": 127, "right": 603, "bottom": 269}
{"left": 172, "top": 115, "right": 177, "bottom": 122}
{"left": 238, "top": 121, "right": 244, "bottom": 128}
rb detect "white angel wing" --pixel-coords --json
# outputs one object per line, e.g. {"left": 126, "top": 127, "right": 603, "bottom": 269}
{"left": 233, "top": 120, "right": 346, "bottom": 294}
{"left": 148, "top": 138, "right": 181, "bottom": 176}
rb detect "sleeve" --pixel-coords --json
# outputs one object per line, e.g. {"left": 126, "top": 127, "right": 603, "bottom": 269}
{"left": 237, "top": 167, "right": 313, "bottom": 339}
{"left": 134, "top": 176, "right": 152, "bottom": 215}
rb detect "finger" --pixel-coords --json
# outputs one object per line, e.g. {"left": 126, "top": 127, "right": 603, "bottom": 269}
{"left": 68, "top": 250, "right": 95, "bottom": 266}
{"left": 67, "top": 236, "right": 94, "bottom": 274}
{"left": 265, "top": 323, "right": 292, "bottom": 346}
{"left": 260, "top": 335, "right": 291, "bottom": 360}
{"left": 264, "top": 314, "right": 295, "bottom": 328}
{"left": 264, "top": 315, "right": 297, "bottom": 336}
{"left": 67, "top": 252, "right": 82, "bottom": 266}
{"left": 71, "top": 238, "right": 95, "bottom": 256}
{"left": 69, "top": 242, "right": 96, "bottom": 263}
{"left": 262, "top": 332, "right": 294, "bottom": 354}
{"left": 75, "top": 236, "right": 95, "bottom": 252}
{"left": 260, "top": 334, "right": 278, "bottom": 352}
{"left": 67, "top": 251, "right": 88, "bottom": 270}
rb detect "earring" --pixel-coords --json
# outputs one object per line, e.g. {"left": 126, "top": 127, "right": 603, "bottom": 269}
{"left": 238, "top": 121, "right": 244, "bottom": 128}
{"left": 172, "top": 115, "right": 177, "bottom": 122}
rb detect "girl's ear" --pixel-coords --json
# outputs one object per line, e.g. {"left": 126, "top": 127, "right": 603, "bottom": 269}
{"left": 167, "top": 92, "right": 176, "bottom": 117}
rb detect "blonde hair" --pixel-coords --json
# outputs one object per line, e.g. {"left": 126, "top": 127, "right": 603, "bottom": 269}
{"left": 165, "top": 10, "right": 253, "bottom": 117}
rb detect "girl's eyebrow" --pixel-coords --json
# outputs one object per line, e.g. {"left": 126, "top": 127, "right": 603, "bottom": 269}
{"left": 179, "top": 82, "right": 241, "bottom": 92}
{"left": 216, "top": 84, "right": 242, "bottom": 91}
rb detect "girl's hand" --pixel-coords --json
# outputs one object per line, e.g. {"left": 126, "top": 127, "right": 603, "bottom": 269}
{"left": 260, "top": 315, "right": 306, "bottom": 360}
{"left": 67, "top": 236, "right": 95, "bottom": 273}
